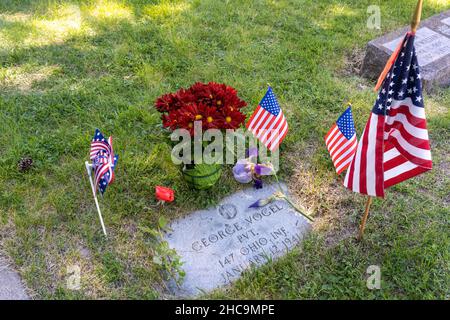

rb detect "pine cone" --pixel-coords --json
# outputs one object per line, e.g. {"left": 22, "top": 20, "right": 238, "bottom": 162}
{"left": 18, "top": 157, "right": 33, "bottom": 172}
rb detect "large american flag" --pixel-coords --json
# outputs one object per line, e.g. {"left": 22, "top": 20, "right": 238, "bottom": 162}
{"left": 325, "top": 106, "right": 357, "bottom": 175}
{"left": 90, "top": 129, "right": 118, "bottom": 195}
{"left": 344, "top": 33, "right": 432, "bottom": 197}
{"left": 246, "top": 87, "right": 288, "bottom": 151}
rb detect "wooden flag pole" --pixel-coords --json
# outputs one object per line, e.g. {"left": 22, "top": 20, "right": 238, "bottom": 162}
{"left": 411, "top": 0, "right": 424, "bottom": 33}
{"left": 85, "top": 161, "right": 107, "bottom": 237}
{"left": 358, "top": 196, "right": 372, "bottom": 240}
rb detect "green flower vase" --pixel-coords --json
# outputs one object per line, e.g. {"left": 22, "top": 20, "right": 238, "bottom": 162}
{"left": 182, "top": 163, "right": 222, "bottom": 190}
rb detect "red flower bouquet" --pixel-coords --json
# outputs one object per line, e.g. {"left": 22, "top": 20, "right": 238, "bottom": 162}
{"left": 154, "top": 82, "right": 248, "bottom": 189}
{"left": 155, "top": 82, "right": 247, "bottom": 135}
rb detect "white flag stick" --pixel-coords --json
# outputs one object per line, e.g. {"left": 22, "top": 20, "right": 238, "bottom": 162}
{"left": 85, "top": 161, "right": 107, "bottom": 237}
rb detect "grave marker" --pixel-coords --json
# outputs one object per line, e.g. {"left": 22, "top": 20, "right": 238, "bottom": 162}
{"left": 361, "top": 10, "right": 450, "bottom": 91}
{"left": 164, "top": 184, "right": 311, "bottom": 297}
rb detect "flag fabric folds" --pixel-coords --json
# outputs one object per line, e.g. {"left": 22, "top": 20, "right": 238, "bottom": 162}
{"left": 344, "top": 32, "right": 432, "bottom": 198}
{"left": 246, "top": 87, "right": 288, "bottom": 151}
{"left": 324, "top": 106, "right": 357, "bottom": 175}
{"left": 90, "top": 129, "right": 118, "bottom": 195}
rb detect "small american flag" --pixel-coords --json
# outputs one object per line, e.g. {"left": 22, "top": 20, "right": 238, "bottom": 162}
{"left": 90, "top": 129, "right": 118, "bottom": 195}
{"left": 246, "top": 87, "right": 288, "bottom": 151}
{"left": 324, "top": 106, "right": 357, "bottom": 174}
{"left": 344, "top": 32, "right": 432, "bottom": 197}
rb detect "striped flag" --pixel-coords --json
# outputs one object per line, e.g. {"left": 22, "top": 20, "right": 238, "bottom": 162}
{"left": 90, "top": 129, "right": 118, "bottom": 195}
{"left": 344, "top": 32, "right": 432, "bottom": 197}
{"left": 246, "top": 87, "right": 288, "bottom": 151}
{"left": 324, "top": 106, "right": 357, "bottom": 174}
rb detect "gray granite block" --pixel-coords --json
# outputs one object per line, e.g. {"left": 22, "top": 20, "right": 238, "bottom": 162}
{"left": 361, "top": 10, "right": 450, "bottom": 92}
{"left": 0, "top": 257, "right": 29, "bottom": 300}
{"left": 163, "top": 183, "right": 311, "bottom": 297}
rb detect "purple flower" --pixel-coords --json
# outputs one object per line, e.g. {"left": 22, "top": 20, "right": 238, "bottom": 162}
{"left": 232, "top": 159, "right": 253, "bottom": 183}
{"left": 248, "top": 192, "right": 281, "bottom": 208}
{"left": 248, "top": 191, "right": 284, "bottom": 209}
{"left": 253, "top": 177, "right": 263, "bottom": 189}
{"left": 249, "top": 198, "right": 267, "bottom": 208}
{"left": 233, "top": 148, "right": 273, "bottom": 188}
{"left": 254, "top": 164, "right": 273, "bottom": 176}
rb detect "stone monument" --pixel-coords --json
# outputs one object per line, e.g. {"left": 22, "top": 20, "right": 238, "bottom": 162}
{"left": 361, "top": 10, "right": 450, "bottom": 92}
{"left": 0, "top": 256, "right": 29, "bottom": 300}
{"left": 163, "top": 184, "right": 311, "bottom": 297}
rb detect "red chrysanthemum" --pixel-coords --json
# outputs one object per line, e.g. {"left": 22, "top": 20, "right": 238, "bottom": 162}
{"left": 202, "top": 106, "right": 223, "bottom": 130}
{"left": 154, "top": 82, "right": 247, "bottom": 133}
{"left": 221, "top": 106, "right": 247, "bottom": 129}
{"left": 165, "top": 103, "right": 198, "bottom": 135}
{"left": 187, "top": 82, "right": 247, "bottom": 111}
{"left": 155, "top": 92, "right": 182, "bottom": 113}
{"left": 219, "top": 84, "right": 247, "bottom": 110}
{"left": 161, "top": 111, "right": 180, "bottom": 131}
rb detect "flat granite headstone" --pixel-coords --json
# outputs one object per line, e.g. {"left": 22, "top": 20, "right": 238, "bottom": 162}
{"left": 0, "top": 257, "right": 29, "bottom": 300}
{"left": 164, "top": 184, "right": 311, "bottom": 297}
{"left": 361, "top": 10, "right": 450, "bottom": 92}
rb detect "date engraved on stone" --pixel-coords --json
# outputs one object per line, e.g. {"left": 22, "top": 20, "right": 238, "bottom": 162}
{"left": 164, "top": 184, "right": 311, "bottom": 296}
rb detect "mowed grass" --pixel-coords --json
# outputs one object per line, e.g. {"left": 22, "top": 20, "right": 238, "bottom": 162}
{"left": 0, "top": 0, "right": 449, "bottom": 299}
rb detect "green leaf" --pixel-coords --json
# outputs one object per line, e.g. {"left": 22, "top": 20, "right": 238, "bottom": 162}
{"left": 158, "top": 216, "right": 168, "bottom": 229}
{"left": 138, "top": 226, "right": 160, "bottom": 238}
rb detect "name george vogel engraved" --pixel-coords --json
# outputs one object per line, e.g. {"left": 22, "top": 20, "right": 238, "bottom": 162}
{"left": 191, "top": 203, "right": 285, "bottom": 252}
{"left": 164, "top": 184, "right": 311, "bottom": 296}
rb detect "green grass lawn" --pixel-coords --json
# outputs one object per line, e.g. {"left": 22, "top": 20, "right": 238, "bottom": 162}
{"left": 0, "top": 0, "right": 449, "bottom": 299}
